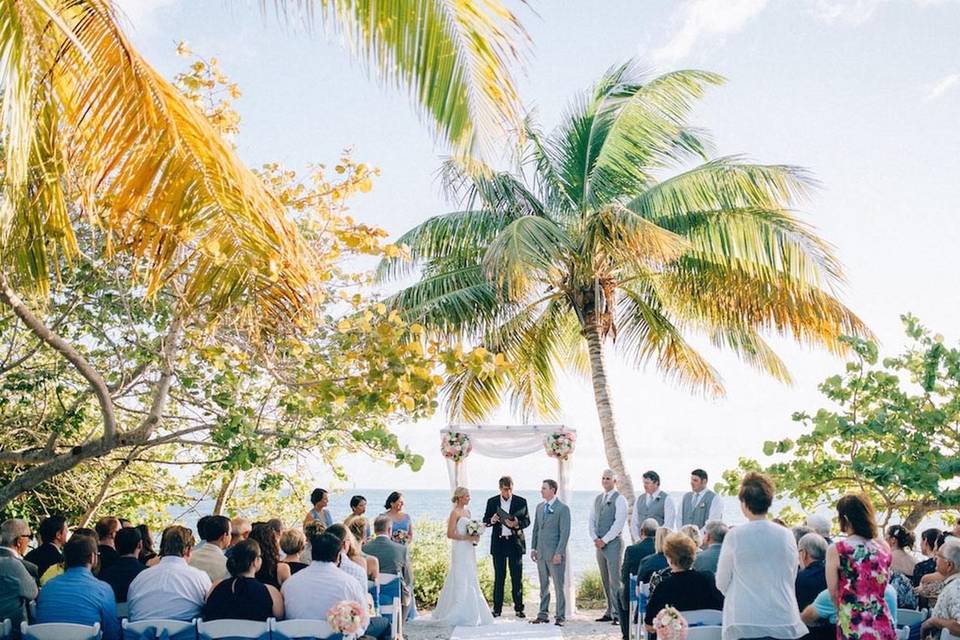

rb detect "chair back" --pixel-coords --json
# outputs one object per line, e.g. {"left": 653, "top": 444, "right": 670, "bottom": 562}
{"left": 121, "top": 618, "right": 197, "bottom": 640}
{"left": 897, "top": 609, "right": 927, "bottom": 627}
{"left": 367, "top": 584, "right": 380, "bottom": 616}
{"left": 686, "top": 627, "right": 722, "bottom": 640}
{"left": 941, "top": 630, "right": 960, "bottom": 640}
{"left": 683, "top": 610, "right": 723, "bottom": 626}
{"left": 2, "top": 619, "right": 12, "bottom": 640}
{"left": 627, "top": 574, "right": 638, "bottom": 640}
{"left": 377, "top": 575, "right": 401, "bottom": 614}
{"left": 197, "top": 619, "right": 270, "bottom": 639}
{"left": 20, "top": 621, "right": 100, "bottom": 640}
{"left": 116, "top": 603, "right": 129, "bottom": 620}
{"left": 272, "top": 619, "right": 342, "bottom": 640}
{"left": 27, "top": 602, "right": 36, "bottom": 623}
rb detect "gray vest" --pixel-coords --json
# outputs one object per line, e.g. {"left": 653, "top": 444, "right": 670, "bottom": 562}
{"left": 635, "top": 491, "right": 666, "bottom": 525}
{"left": 681, "top": 490, "right": 716, "bottom": 528}
{"left": 594, "top": 490, "right": 621, "bottom": 539}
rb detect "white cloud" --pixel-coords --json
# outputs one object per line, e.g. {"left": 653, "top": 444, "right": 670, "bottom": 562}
{"left": 112, "top": 0, "right": 181, "bottom": 33}
{"left": 810, "top": 0, "right": 885, "bottom": 24}
{"left": 651, "top": 0, "right": 769, "bottom": 65}
{"left": 925, "top": 73, "right": 960, "bottom": 101}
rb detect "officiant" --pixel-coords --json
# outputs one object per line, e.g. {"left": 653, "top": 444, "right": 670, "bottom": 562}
{"left": 483, "top": 475, "right": 530, "bottom": 618}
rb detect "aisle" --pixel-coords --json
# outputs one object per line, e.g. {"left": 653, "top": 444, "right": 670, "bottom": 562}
{"left": 450, "top": 621, "right": 561, "bottom": 640}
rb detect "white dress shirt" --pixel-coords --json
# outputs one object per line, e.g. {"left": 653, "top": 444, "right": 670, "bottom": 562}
{"left": 686, "top": 490, "right": 724, "bottom": 524}
{"left": 714, "top": 519, "right": 807, "bottom": 640}
{"left": 932, "top": 573, "right": 960, "bottom": 622}
{"left": 188, "top": 542, "right": 228, "bottom": 583}
{"left": 127, "top": 556, "right": 212, "bottom": 622}
{"left": 588, "top": 491, "right": 628, "bottom": 543}
{"left": 339, "top": 550, "right": 368, "bottom": 588}
{"left": 499, "top": 496, "right": 513, "bottom": 538}
{"left": 629, "top": 490, "right": 678, "bottom": 539}
{"left": 282, "top": 561, "right": 370, "bottom": 627}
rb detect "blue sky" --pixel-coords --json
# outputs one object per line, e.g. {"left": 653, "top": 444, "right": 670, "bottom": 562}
{"left": 116, "top": 0, "right": 960, "bottom": 496}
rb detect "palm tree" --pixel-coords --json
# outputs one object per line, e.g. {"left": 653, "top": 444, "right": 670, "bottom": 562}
{"left": 379, "top": 62, "right": 869, "bottom": 504}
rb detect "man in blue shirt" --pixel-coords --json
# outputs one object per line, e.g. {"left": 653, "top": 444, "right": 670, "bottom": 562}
{"left": 36, "top": 534, "right": 120, "bottom": 640}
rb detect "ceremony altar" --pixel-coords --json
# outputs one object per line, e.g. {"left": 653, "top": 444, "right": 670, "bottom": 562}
{"left": 440, "top": 424, "right": 577, "bottom": 615}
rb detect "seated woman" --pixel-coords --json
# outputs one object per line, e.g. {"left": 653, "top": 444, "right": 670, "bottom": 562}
{"left": 887, "top": 525, "right": 919, "bottom": 608}
{"left": 249, "top": 523, "right": 291, "bottom": 589}
{"left": 280, "top": 529, "right": 308, "bottom": 575}
{"left": 346, "top": 516, "right": 380, "bottom": 582}
{"left": 203, "top": 539, "right": 284, "bottom": 622}
{"left": 644, "top": 533, "right": 723, "bottom": 636}
{"left": 650, "top": 524, "right": 707, "bottom": 597}
{"left": 638, "top": 527, "right": 671, "bottom": 584}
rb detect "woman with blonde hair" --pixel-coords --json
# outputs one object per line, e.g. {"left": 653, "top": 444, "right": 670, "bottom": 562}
{"left": 345, "top": 517, "right": 379, "bottom": 582}
{"left": 433, "top": 487, "right": 493, "bottom": 626}
{"left": 638, "top": 527, "right": 671, "bottom": 583}
{"left": 680, "top": 524, "right": 702, "bottom": 548}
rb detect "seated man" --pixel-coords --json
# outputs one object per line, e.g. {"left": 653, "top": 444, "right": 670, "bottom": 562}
{"left": 618, "top": 518, "right": 658, "bottom": 640}
{"left": 921, "top": 538, "right": 960, "bottom": 639}
{"left": 36, "top": 535, "right": 120, "bottom": 640}
{"left": 363, "top": 515, "right": 412, "bottom": 605}
{"left": 692, "top": 520, "right": 727, "bottom": 576}
{"left": 0, "top": 518, "right": 39, "bottom": 635}
{"left": 25, "top": 515, "right": 67, "bottom": 579}
{"left": 801, "top": 584, "right": 897, "bottom": 633}
{"left": 95, "top": 517, "right": 121, "bottom": 574}
{"left": 282, "top": 532, "right": 390, "bottom": 640}
{"left": 795, "top": 532, "right": 828, "bottom": 611}
{"left": 189, "top": 515, "right": 230, "bottom": 582}
{"left": 98, "top": 526, "right": 146, "bottom": 602}
{"left": 127, "top": 525, "right": 211, "bottom": 621}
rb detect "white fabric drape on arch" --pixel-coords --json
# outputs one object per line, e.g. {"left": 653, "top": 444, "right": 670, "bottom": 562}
{"left": 440, "top": 424, "right": 576, "bottom": 615}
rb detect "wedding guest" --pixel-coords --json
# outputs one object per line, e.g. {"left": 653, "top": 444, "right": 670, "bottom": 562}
{"left": 825, "top": 493, "right": 896, "bottom": 640}
{"left": 630, "top": 471, "right": 677, "bottom": 537}
{"left": 328, "top": 523, "right": 369, "bottom": 588}
{"left": 304, "top": 488, "right": 334, "bottom": 528}
{"left": 886, "top": 524, "right": 919, "bottom": 608}
{"left": 202, "top": 539, "right": 283, "bottom": 621}
{"left": 363, "top": 515, "right": 412, "bottom": 608}
{"left": 0, "top": 518, "right": 39, "bottom": 635}
{"left": 795, "top": 532, "right": 827, "bottom": 611}
{"left": 299, "top": 521, "right": 325, "bottom": 564}
{"left": 25, "top": 515, "right": 67, "bottom": 578}
{"left": 249, "top": 523, "right": 290, "bottom": 589}
{"left": 383, "top": 491, "right": 414, "bottom": 544}
{"left": 649, "top": 524, "right": 704, "bottom": 597}
{"left": 644, "top": 533, "right": 723, "bottom": 635}
{"left": 283, "top": 532, "right": 390, "bottom": 640}
{"left": 126, "top": 525, "right": 212, "bottom": 622}
{"left": 618, "top": 518, "right": 659, "bottom": 640}
{"left": 920, "top": 537, "right": 960, "bottom": 638}
{"left": 805, "top": 514, "right": 832, "bottom": 544}
{"left": 589, "top": 469, "right": 627, "bottom": 624}
{"left": 119, "top": 519, "right": 133, "bottom": 529}
{"left": 801, "top": 583, "right": 897, "bottom": 635}
{"left": 791, "top": 525, "right": 814, "bottom": 545}
{"left": 40, "top": 527, "right": 95, "bottom": 586}
{"left": 136, "top": 524, "right": 159, "bottom": 566}
{"left": 95, "top": 516, "right": 121, "bottom": 573}
{"left": 680, "top": 469, "right": 722, "bottom": 528}
{"left": 715, "top": 472, "right": 807, "bottom": 640}
{"left": 98, "top": 526, "right": 146, "bottom": 602}
{"left": 36, "top": 535, "right": 120, "bottom": 640}
{"left": 189, "top": 514, "right": 230, "bottom": 583}
{"left": 345, "top": 517, "right": 379, "bottom": 581}
{"left": 280, "top": 529, "right": 308, "bottom": 575}
{"left": 637, "top": 526, "right": 671, "bottom": 583}
{"left": 225, "top": 517, "right": 252, "bottom": 558}
{"left": 680, "top": 524, "right": 702, "bottom": 548}
{"left": 915, "top": 528, "right": 946, "bottom": 587}
{"left": 693, "top": 520, "right": 727, "bottom": 575}
{"left": 194, "top": 516, "right": 212, "bottom": 551}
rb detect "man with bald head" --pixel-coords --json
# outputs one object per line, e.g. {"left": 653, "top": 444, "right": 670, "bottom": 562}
{"left": 590, "top": 469, "right": 627, "bottom": 624}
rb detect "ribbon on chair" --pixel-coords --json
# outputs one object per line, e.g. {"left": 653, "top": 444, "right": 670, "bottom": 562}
{"left": 125, "top": 627, "right": 197, "bottom": 640}
{"left": 198, "top": 632, "right": 273, "bottom": 640}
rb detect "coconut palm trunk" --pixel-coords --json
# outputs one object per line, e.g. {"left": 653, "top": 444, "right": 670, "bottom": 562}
{"left": 583, "top": 314, "right": 636, "bottom": 507}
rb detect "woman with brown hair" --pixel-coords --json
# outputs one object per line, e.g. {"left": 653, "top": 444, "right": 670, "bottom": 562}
{"left": 248, "top": 523, "right": 290, "bottom": 589}
{"left": 825, "top": 494, "right": 896, "bottom": 640}
{"left": 644, "top": 533, "right": 723, "bottom": 636}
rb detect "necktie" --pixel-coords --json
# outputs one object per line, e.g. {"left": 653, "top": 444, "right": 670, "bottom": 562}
{"left": 692, "top": 492, "right": 701, "bottom": 509}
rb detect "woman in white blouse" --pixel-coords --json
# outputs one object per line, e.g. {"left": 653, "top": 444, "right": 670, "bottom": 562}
{"left": 715, "top": 472, "right": 807, "bottom": 640}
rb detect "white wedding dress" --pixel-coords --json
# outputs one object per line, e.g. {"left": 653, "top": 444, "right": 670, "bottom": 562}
{"left": 432, "top": 515, "right": 494, "bottom": 627}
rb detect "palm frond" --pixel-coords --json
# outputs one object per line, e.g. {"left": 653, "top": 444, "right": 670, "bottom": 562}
{"left": 587, "top": 203, "right": 689, "bottom": 275}
{"left": 709, "top": 324, "right": 792, "bottom": 384}
{"left": 481, "top": 215, "right": 571, "bottom": 299}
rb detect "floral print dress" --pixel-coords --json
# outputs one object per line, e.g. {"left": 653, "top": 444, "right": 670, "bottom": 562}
{"left": 835, "top": 539, "right": 897, "bottom": 640}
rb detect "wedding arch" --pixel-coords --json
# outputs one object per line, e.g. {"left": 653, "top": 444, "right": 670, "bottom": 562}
{"left": 439, "top": 423, "right": 577, "bottom": 614}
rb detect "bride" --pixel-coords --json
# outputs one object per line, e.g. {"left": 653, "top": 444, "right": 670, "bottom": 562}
{"left": 432, "top": 487, "right": 495, "bottom": 627}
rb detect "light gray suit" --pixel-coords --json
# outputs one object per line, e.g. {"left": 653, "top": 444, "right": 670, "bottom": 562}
{"left": 362, "top": 535, "right": 412, "bottom": 604}
{"left": 531, "top": 498, "right": 570, "bottom": 621}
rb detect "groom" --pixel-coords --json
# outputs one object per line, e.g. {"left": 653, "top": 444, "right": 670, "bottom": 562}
{"left": 530, "top": 478, "right": 570, "bottom": 626}
{"left": 483, "top": 475, "right": 530, "bottom": 618}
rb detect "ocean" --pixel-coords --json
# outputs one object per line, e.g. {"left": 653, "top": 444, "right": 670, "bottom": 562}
{"left": 172, "top": 488, "right": 950, "bottom": 578}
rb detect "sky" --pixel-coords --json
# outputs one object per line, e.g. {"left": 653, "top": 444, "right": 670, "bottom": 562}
{"left": 114, "top": 0, "right": 960, "bottom": 497}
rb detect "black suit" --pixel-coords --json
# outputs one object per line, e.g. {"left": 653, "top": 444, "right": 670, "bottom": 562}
{"left": 795, "top": 560, "right": 826, "bottom": 611}
{"left": 483, "top": 494, "right": 530, "bottom": 614}
{"left": 619, "top": 537, "right": 655, "bottom": 640}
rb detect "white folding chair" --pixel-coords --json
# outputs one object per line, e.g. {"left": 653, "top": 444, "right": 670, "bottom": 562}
{"left": 897, "top": 626, "right": 910, "bottom": 640}
{"left": 897, "top": 609, "right": 928, "bottom": 626}
{"left": 686, "top": 627, "right": 722, "bottom": 640}
{"left": 20, "top": 621, "right": 101, "bottom": 640}
{"left": 272, "top": 619, "right": 338, "bottom": 640}
{"left": 121, "top": 617, "right": 197, "bottom": 640}
{"left": 197, "top": 618, "right": 269, "bottom": 638}
{"left": 941, "top": 630, "right": 960, "bottom": 640}
{"left": 683, "top": 610, "right": 723, "bottom": 626}
{"left": 2, "top": 619, "right": 12, "bottom": 640}
{"left": 27, "top": 601, "right": 36, "bottom": 622}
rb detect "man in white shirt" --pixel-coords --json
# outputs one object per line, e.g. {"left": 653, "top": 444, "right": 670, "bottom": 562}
{"left": 680, "top": 469, "right": 723, "bottom": 529}
{"left": 283, "top": 532, "right": 390, "bottom": 640}
{"left": 127, "top": 525, "right": 212, "bottom": 622}
{"left": 629, "top": 470, "right": 677, "bottom": 539}
{"left": 188, "top": 515, "right": 230, "bottom": 582}
{"left": 588, "top": 469, "right": 627, "bottom": 624}
{"left": 921, "top": 538, "right": 960, "bottom": 638}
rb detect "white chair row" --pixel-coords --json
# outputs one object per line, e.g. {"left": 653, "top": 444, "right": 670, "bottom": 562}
{"left": 899, "top": 608, "right": 930, "bottom": 627}
{"left": 19, "top": 617, "right": 343, "bottom": 640}
{"left": 1, "top": 619, "right": 11, "bottom": 640}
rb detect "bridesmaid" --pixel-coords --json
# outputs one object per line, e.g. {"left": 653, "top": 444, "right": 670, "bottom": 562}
{"left": 303, "top": 487, "right": 334, "bottom": 529}
{"left": 382, "top": 491, "right": 416, "bottom": 620}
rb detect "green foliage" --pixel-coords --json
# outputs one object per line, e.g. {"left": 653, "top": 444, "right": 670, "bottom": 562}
{"left": 723, "top": 315, "right": 960, "bottom": 528}
{"left": 575, "top": 569, "right": 607, "bottom": 609}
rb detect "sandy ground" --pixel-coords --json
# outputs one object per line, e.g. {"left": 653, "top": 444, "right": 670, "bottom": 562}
{"left": 405, "top": 606, "right": 623, "bottom": 640}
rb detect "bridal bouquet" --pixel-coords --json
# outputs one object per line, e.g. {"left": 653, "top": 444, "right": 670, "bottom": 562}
{"left": 441, "top": 431, "right": 472, "bottom": 462}
{"left": 653, "top": 606, "right": 688, "bottom": 640}
{"left": 544, "top": 431, "right": 576, "bottom": 461}
{"left": 327, "top": 600, "right": 365, "bottom": 638}
{"left": 392, "top": 529, "right": 410, "bottom": 544}
{"left": 465, "top": 519, "right": 483, "bottom": 545}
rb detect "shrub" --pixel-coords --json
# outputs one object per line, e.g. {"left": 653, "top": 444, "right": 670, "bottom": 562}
{"left": 576, "top": 569, "right": 607, "bottom": 609}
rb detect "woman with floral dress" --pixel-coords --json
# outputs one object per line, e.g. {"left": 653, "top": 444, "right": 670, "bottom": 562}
{"left": 825, "top": 494, "right": 897, "bottom": 640}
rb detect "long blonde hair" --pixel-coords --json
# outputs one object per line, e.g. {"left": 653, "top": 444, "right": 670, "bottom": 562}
{"left": 451, "top": 487, "right": 469, "bottom": 505}
{"left": 654, "top": 527, "right": 671, "bottom": 554}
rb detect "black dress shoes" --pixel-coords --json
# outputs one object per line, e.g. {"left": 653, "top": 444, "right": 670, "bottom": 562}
{"left": 516, "top": 611, "right": 526, "bottom": 619}
{"left": 492, "top": 612, "right": 501, "bottom": 618}
{"left": 531, "top": 618, "right": 549, "bottom": 624}
{"left": 596, "top": 615, "right": 613, "bottom": 622}
{"left": 554, "top": 619, "right": 565, "bottom": 627}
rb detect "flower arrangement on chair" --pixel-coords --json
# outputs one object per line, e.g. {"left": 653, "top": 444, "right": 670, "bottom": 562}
{"left": 441, "top": 431, "right": 472, "bottom": 462}
{"left": 653, "top": 606, "right": 689, "bottom": 640}
{"left": 328, "top": 600, "right": 366, "bottom": 639}
{"left": 544, "top": 431, "right": 576, "bottom": 461}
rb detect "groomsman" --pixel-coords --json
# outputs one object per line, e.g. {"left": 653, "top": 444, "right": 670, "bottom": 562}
{"left": 629, "top": 470, "right": 677, "bottom": 539}
{"left": 680, "top": 469, "right": 722, "bottom": 528}
{"left": 531, "top": 479, "right": 570, "bottom": 626}
{"left": 483, "top": 476, "right": 530, "bottom": 618}
{"left": 589, "top": 469, "right": 627, "bottom": 624}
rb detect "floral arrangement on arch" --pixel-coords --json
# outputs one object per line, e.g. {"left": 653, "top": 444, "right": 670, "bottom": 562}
{"left": 653, "top": 605, "right": 689, "bottom": 640}
{"left": 327, "top": 600, "right": 366, "bottom": 638}
{"left": 544, "top": 430, "right": 576, "bottom": 461}
{"left": 441, "top": 431, "right": 472, "bottom": 462}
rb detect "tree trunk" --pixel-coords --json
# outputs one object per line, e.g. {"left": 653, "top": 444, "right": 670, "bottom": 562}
{"left": 582, "top": 313, "right": 636, "bottom": 510}
{"left": 78, "top": 459, "right": 131, "bottom": 527}
{"left": 213, "top": 473, "right": 236, "bottom": 515}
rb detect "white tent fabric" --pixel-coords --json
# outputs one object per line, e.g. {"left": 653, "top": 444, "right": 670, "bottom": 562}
{"left": 440, "top": 424, "right": 576, "bottom": 615}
